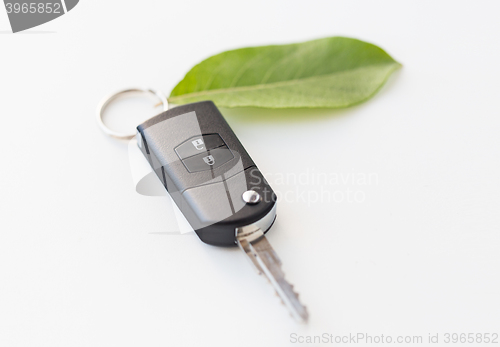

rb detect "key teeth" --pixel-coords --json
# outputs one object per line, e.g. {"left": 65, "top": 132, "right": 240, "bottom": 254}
{"left": 302, "top": 310, "right": 310, "bottom": 324}
{"left": 238, "top": 228, "right": 309, "bottom": 323}
{"left": 290, "top": 307, "right": 309, "bottom": 324}
{"left": 274, "top": 287, "right": 309, "bottom": 323}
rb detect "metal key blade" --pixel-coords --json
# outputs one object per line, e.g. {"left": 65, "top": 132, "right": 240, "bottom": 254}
{"left": 236, "top": 227, "right": 309, "bottom": 323}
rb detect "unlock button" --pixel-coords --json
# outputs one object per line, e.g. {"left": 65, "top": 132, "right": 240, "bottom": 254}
{"left": 182, "top": 146, "right": 234, "bottom": 172}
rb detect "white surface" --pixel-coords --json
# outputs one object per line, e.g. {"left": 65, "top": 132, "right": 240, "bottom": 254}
{"left": 1, "top": 1, "right": 499, "bottom": 346}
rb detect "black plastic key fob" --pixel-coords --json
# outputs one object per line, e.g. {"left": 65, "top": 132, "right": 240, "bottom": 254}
{"left": 136, "top": 101, "right": 277, "bottom": 246}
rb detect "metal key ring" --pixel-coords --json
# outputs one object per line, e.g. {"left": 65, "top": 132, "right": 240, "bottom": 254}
{"left": 97, "top": 88, "right": 168, "bottom": 140}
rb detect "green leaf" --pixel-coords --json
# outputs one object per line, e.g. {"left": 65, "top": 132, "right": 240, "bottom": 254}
{"left": 169, "top": 37, "right": 401, "bottom": 109}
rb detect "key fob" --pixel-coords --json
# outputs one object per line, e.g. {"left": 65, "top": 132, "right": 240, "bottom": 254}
{"left": 136, "top": 101, "right": 277, "bottom": 246}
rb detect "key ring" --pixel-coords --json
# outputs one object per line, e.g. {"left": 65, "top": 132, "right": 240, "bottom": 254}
{"left": 97, "top": 88, "right": 169, "bottom": 140}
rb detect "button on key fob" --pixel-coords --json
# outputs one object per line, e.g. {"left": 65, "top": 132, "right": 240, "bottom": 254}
{"left": 136, "top": 101, "right": 308, "bottom": 322}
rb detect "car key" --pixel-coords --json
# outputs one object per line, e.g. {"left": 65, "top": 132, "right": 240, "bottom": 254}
{"left": 126, "top": 98, "right": 308, "bottom": 322}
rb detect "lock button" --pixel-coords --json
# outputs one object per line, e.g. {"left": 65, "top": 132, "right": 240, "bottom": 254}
{"left": 175, "top": 134, "right": 225, "bottom": 160}
{"left": 182, "top": 146, "right": 234, "bottom": 173}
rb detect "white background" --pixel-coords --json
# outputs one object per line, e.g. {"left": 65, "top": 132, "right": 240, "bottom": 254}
{"left": 1, "top": 1, "right": 499, "bottom": 346}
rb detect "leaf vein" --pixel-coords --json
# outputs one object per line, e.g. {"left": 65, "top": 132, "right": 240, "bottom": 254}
{"left": 169, "top": 63, "right": 399, "bottom": 102}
